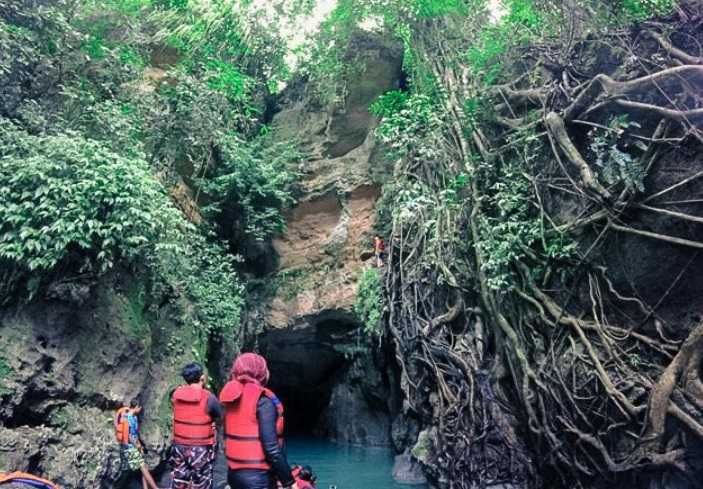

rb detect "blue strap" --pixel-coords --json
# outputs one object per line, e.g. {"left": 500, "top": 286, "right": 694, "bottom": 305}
{"left": 3, "top": 479, "right": 54, "bottom": 489}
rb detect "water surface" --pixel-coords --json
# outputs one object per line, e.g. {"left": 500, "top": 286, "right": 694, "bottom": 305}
{"left": 286, "top": 437, "right": 425, "bottom": 489}
{"left": 154, "top": 436, "right": 424, "bottom": 489}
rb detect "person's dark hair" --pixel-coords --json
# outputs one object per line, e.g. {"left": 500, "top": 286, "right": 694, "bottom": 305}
{"left": 299, "top": 465, "right": 316, "bottom": 482}
{"left": 129, "top": 398, "right": 140, "bottom": 408}
{"left": 182, "top": 362, "right": 204, "bottom": 384}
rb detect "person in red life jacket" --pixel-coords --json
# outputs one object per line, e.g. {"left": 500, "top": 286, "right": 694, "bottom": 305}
{"left": 291, "top": 465, "right": 316, "bottom": 489}
{"left": 219, "top": 353, "right": 299, "bottom": 489}
{"left": 373, "top": 235, "right": 385, "bottom": 268}
{"left": 114, "top": 399, "right": 162, "bottom": 489}
{"left": 169, "top": 362, "right": 222, "bottom": 489}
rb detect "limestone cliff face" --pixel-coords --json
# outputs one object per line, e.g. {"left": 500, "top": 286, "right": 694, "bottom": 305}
{"left": 264, "top": 32, "right": 401, "bottom": 330}
{"left": 266, "top": 185, "right": 381, "bottom": 328}
{"left": 253, "top": 32, "right": 403, "bottom": 446}
{"left": 0, "top": 271, "right": 195, "bottom": 488}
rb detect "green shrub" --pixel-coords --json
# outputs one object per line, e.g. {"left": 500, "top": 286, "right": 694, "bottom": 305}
{"left": 370, "top": 90, "right": 409, "bottom": 119}
{"left": 0, "top": 121, "right": 183, "bottom": 298}
{"left": 202, "top": 135, "right": 302, "bottom": 242}
{"left": 0, "top": 356, "right": 12, "bottom": 395}
{"left": 149, "top": 229, "right": 244, "bottom": 358}
{"left": 354, "top": 268, "right": 384, "bottom": 336}
{"left": 415, "top": 0, "right": 465, "bottom": 17}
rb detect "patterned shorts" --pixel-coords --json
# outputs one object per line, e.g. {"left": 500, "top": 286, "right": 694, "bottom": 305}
{"left": 121, "top": 445, "right": 145, "bottom": 471}
{"left": 170, "top": 444, "right": 216, "bottom": 489}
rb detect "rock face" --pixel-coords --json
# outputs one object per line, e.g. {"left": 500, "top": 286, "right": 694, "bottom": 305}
{"left": 314, "top": 346, "right": 394, "bottom": 446}
{"left": 265, "top": 31, "right": 401, "bottom": 329}
{"left": 0, "top": 271, "right": 194, "bottom": 488}
{"left": 254, "top": 31, "right": 403, "bottom": 446}
{"left": 266, "top": 185, "right": 381, "bottom": 328}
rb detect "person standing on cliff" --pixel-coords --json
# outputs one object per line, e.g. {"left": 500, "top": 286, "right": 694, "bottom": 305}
{"left": 219, "top": 353, "right": 299, "bottom": 489}
{"left": 373, "top": 235, "right": 385, "bottom": 268}
{"left": 169, "top": 362, "right": 222, "bottom": 489}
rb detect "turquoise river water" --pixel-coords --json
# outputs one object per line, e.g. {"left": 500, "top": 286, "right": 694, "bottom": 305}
{"left": 286, "top": 437, "right": 425, "bottom": 489}
{"left": 153, "top": 436, "right": 426, "bottom": 489}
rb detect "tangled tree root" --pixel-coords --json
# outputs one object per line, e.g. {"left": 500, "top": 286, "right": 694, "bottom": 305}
{"left": 384, "top": 5, "right": 703, "bottom": 489}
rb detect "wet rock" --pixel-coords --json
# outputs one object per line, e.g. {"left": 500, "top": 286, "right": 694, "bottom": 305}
{"left": 45, "top": 279, "right": 94, "bottom": 306}
{"left": 315, "top": 365, "right": 391, "bottom": 446}
{"left": 0, "top": 271, "right": 194, "bottom": 488}
{"left": 392, "top": 450, "right": 427, "bottom": 485}
{"left": 411, "top": 428, "right": 438, "bottom": 467}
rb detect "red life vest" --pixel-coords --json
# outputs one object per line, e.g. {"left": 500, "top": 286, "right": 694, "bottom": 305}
{"left": 114, "top": 407, "right": 131, "bottom": 444}
{"left": 220, "top": 380, "right": 284, "bottom": 470}
{"left": 172, "top": 384, "right": 216, "bottom": 446}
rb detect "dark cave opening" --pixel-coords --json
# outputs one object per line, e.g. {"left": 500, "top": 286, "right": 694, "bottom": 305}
{"left": 257, "top": 312, "right": 397, "bottom": 447}
{"left": 258, "top": 315, "right": 355, "bottom": 436}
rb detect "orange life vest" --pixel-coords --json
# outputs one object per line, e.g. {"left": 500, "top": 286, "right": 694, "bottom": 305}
{"left": 114, "top": 407, "right": 131, "bottom": 445}
{"left": 220, "top": 380, "right": 284, "bottom": 470}
{"left": 172, "top": 384, "right": 216, "bottom": 446}
{"left": 0, "top": 471, "right": 59, "bottom": 488}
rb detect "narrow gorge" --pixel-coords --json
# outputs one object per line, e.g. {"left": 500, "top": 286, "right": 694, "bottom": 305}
{"left": 2, "top": 1, "right": 703, "bottom": 489}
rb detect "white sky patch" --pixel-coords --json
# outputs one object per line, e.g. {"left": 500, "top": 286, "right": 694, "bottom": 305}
{"left": 247, "top": 0, "right": 338, "bottom": 69}
{"left": 490, "top": 0, "right": 507, "bottom": 21}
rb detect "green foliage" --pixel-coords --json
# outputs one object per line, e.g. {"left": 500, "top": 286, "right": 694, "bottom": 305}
{"left": 0, "top": 0, "right": 297, "bottom": 370}
{"left": 0, "top": 121, "right": 183, "bottom": 295}
{"left": 467, "top": 0, "right": 542, "bottom": 85}
{"left": 93, "top": 0, "right": 151, "bottom": 16}
{"left": 369, "top": 90, "right": 409, "bottom": 119}
{"left": 173, "top": 233, "right": 244, "bottom": 338}
{"left": 154, "top": 0, "right": 291, "bottom": 93}
{"left": 475, "top": 136, "right": 576, "bottom": 290}
{"left": 202, "top": 135, "right": 302, "bottom": 242}
{"left": 621, "top": 0, "right": 675, "bottom": 20}
{"left": 0, "top": 355, "right": 12, "bottom": 395}
{"left": 415, "top": 0, "right": 465, "bottom": 17}
{"left": 373, "top": 92, "right": 444, "bottom": 161}
{"left": 124, "top": 281, "right": 149, "bottom": 339}
{"left": 589, "top": 115, "right": 646, "bottom": 192}
{"left": 119, "top": 45, "right": 147, "bottom": 68}
{"left": 355, "top": 268, "right": 384, "bottom": 336}
{"left": 204, "top": 60, "right": 253, "bottom": 107}
{"left": 153, "top": 0, "right": 188, "bottom": 10}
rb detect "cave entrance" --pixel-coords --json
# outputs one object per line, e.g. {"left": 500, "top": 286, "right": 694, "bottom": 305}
{"left": 258, "top": 312, "right": 395, "bottom": 446}
{"left": 258, "top": 315, "right": 355, "bottom": 436}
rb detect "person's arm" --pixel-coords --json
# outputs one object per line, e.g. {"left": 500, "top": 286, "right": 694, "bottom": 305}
{"left": 207, "top": 392, "right": 223, "bottom": 419}
{"left": 257, "top": 397, "right": 295, "bottom": 487}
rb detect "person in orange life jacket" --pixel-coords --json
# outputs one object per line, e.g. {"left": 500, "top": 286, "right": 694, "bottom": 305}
{"left": 373, "top": 235, "right": 385, "bottom": 268}
{"left": 169, "top": 362, "right": 222, "bottom": 489}
{"left": 219, "top": 353, "right": 299, "bottom": 489}
{"left": 114, "top": 399, "right": 161, "bottom": 489}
